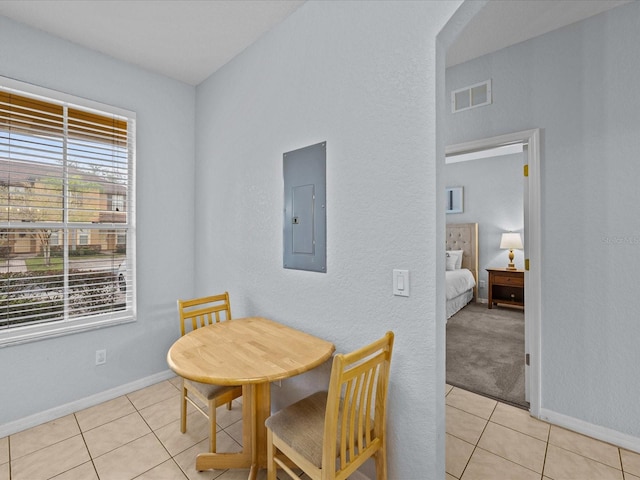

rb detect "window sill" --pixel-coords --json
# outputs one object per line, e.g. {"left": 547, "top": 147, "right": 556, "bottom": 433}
{"left": 0, "top": 311, "right": 136, "bottom": 348}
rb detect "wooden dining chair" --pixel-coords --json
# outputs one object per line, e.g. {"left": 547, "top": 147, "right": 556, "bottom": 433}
{"left": 177, "top": 292, "right": 243, "bottom": 452}
{"left": 265, "top": 331, "right": 395, "bottom": 480}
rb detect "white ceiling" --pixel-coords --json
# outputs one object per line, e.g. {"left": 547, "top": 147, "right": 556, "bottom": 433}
{"left": 0, "top": 0, "right": 631, "bottom": 85}
{"left": 0, "top": 0, "right": 305, "bottom": 86}
{"left": 447, "top": 0, "right": 631, "bottom": 66}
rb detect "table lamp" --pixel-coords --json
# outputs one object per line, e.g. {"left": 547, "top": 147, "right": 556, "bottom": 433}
{"left": 500, "top": 232, "right": 523, "bottom": 270}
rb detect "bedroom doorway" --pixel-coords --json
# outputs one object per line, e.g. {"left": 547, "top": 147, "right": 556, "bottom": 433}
{"left": 445, "top": 129, "right": 541, "bottom": 415}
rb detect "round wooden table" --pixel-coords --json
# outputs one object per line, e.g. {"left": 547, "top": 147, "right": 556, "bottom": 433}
{"left": 167, "top": 316, "right": 335, "bottom": 478}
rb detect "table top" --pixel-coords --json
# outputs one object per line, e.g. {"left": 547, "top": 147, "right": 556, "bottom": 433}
{"left": 167, "top": 317, "right": 335, "bottom": 385}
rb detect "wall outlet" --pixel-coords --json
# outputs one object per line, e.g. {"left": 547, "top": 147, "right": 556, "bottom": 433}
{"left": 479, "top": 280, "right": 486, "bottom": 289}
{"left": 95, "top": 349, "right": 107, "bottom": 365}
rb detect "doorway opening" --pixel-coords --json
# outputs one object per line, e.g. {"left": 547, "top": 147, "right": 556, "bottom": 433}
{"left": 445, "top": 130, "right": 541, "bottom": 416}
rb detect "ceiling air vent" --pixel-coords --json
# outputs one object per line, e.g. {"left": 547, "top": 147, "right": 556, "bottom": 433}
{"left": 451, "top": 79, "right": 492, "bottom": 113}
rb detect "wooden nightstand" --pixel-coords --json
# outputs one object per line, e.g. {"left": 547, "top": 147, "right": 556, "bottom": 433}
{"left": 486, "top": 268, "right": 524, "bottom": 309}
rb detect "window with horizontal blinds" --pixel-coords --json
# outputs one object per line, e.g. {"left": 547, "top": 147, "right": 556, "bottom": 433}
{"left": 0, "top": 78, "right": 136, "bottom": 345}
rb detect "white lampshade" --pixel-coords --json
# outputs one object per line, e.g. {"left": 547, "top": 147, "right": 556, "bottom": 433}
{"left": 500, "top": 232, "right": 523, "bottom": 250}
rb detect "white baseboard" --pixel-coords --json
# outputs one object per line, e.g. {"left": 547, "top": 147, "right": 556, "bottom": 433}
{"left": 0, "top": 369, "right": 176, "bottom": 438}
{"left": 539, "top": 408, "right": 640, "bottom": 454}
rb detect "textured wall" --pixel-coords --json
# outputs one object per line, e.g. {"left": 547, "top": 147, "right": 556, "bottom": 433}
{"left": 194, "top": 1, "right": 461, "bottom": 477}
{"left": 0, "top": 17, "right": 196, "bottom": 424}
{"left": 445, "top": 2, "right": 640, "bottom": 439}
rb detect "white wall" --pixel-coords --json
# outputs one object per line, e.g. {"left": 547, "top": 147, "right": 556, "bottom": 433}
{"left": 0, "top": 17, "right": 196, "bottom": 425}
{"left": 445, "top": 152, "right": 524, "bottom": 298}
{"left": 445, "top": 2, "right": 640, "bottom": 441}
{"left": 195, "top": 1, "right": 461, "bottom": 477}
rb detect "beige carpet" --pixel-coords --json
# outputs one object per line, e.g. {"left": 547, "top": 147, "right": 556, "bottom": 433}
{"left": 446, "top": 302, "right": 528, "bottom": 408}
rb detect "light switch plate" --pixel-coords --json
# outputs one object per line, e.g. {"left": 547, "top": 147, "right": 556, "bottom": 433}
{"left": 393, "top": 269, "right": 409, "bottom": 297}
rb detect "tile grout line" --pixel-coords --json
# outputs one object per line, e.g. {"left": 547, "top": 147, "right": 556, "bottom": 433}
{"left": 132, "top": 392, "right": 188, "bottom": 480}
{"left": 446, "top": 386, "right": 482, "bottom": 479}
{"left": 487, "top": 414, "right": 550, "bottom": 446}
{"left": 548, "top": 442, "right": 625, "bottom": 474}
{"left": 80, "top": 383, "right": 184, "bottom": 480}
{"left": 73, "top": 411, "right": 101, "bottom": 480}
{"left": 136, "top": 380, "right": 232, "bottom": 480}
{"left": 475, "top": 414, "right": 551, "bottom": 478}
{"left": 619, "top": 448, "right": 623, "bottom": 477}
{"left": 130, "top": 380, "right": 246, "bottom": 479}
{"left": 7, "top": 434, "right": 11, "bottom": 480}
{"left": 449, "top": 386, "right": 547, "bottom": 479}
{"left": 457, "top": 400, "right": 495, "bottom": 479}
{"left": 82, "top": 396, "right": 150, "bottom": 479}
{"left": 539, "top": 416, "right": 551, "bottom": 479}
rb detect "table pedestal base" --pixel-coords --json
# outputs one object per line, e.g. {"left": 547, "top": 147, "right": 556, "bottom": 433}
{"left": 195, "top": 383, "right": 271, "bottom": 480}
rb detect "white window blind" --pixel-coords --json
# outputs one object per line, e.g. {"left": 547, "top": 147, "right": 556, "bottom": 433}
{"left": 0, "top": 78, "right": 136, "bottom": 346}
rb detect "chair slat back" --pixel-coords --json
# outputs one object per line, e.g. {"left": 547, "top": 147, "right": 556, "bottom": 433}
{"left": 177, "top": 292, "right": 232, "bottom": 336}
{"left": 323, "top": 331, "right": 394, "bottom": 479}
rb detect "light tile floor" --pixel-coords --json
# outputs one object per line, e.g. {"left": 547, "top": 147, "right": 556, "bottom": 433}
{"left": 3, "top": 379, "right": 640, "bottom": 480}
{"left": 0, "top": 377, "right": 273, "bottom": 480}
{"left": 446, "top": 384, "right": 640, "bottom": 480}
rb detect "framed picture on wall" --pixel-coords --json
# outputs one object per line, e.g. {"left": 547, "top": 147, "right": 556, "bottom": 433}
{"left": 445, "top": 186, "right": 463, "bottom": 214}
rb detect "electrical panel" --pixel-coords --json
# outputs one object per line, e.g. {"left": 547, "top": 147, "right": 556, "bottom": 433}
{"left": 283, "top": 142, "right": 326, "bottom": 273}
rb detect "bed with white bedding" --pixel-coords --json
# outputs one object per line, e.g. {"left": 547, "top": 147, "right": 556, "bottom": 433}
{"left": 446, "top": 223, "right": 478, "bottom": 319}
{"left": 446, "top": 269, "right": 476, "bottom": 319}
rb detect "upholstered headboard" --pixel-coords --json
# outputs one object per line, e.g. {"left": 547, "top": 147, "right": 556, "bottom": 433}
{"left": 446, "top": 223, "right": 479, "bottom": 299}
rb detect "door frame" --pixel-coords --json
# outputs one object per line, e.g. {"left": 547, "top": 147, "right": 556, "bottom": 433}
{"left": 445, "top": 128, "right": 541, "bottom": 416}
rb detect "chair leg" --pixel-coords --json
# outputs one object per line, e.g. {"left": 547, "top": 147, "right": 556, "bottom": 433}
{"left": 227, "top": 400, "right": 233, "bottom": 410}
{"left": 180, "top": 384, "right": 188, "bottom": 434}
{"left": 209, "top": 399, "right": 217, "bottom": 453}
{"left": 374, "top": 447, "right": 387, "bottom": 480}
{"left": 267, "top": 429, "right": 277, "bottom": 480}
